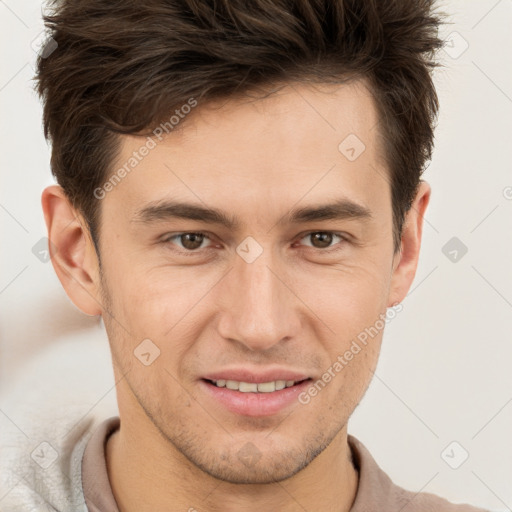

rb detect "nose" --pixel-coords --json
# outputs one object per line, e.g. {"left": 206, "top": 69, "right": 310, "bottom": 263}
{"left": 216, "top": 248, "right": 302, "bottom": 352}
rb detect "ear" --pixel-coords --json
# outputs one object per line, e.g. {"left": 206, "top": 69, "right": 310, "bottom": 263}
{"left": 41, "top": 185, "right": 103, "bottom": 316}
{"left": 387, "top": 180, "right": 431, "bottom": 306}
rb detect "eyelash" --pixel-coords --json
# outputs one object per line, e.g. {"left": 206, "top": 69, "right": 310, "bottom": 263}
{"left": 160, "top": 231, "right": 349, "bottom": 255}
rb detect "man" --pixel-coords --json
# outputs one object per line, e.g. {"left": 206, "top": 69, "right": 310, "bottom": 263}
{"left": 19, "top": 0, "right": 488, "bottom": 510}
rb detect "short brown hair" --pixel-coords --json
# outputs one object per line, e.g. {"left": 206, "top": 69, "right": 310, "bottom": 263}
{"left": 35, "top": 0, "right": 444, "bottom": 253}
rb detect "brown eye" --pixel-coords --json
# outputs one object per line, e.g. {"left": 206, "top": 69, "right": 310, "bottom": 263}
{"left": 163, "top": 232, "right": 211, "bottom": 251}
{"left": 300, "top": 232, "right": 345, "bottom": 250}
{"left": 309, "top": 232, "right": 334, "bottom": 249}
{"left": 180, "top": 233, "right": 205, "bottom": 250}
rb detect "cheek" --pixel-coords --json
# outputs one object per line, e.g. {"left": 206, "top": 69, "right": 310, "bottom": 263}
{"left": 334, "top": 342, "right": 380, "bottom": 414}
{"left": 108, "top": 264, "right": 191, "bottom": 329}
{"left": 315, "top": 315, "right": 383, "bottom": 417}
{"left": 108, "top": 271, "right": 210, "bottom": 375}
{"left": 294, "top": 261, "right": 390, "bottom": 338}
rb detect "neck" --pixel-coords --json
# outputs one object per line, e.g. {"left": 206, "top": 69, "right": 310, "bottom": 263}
{"left": 106, "top": 416, "right": 359, "bottom": 512}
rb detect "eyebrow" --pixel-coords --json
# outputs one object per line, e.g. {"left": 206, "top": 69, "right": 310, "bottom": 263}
{"left": 131, "top": 198, "right": 372, "bottom": 229}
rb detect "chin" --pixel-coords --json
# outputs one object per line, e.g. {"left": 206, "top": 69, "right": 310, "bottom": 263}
{"left": 176, "top": 434, "right": 328, "bottom": 485}
{"left": 194, "top": 455, "right": 309, "bottom": 485}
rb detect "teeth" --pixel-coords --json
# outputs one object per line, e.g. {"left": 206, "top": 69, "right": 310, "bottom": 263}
{"left": 225, "top": 380, "right": 239, "bottom": 390}
{"left": 275, "top": 380, "right": 286, "bottom": 390}
{"left": 211, "top": 379, "right": 300, "bottom": 392}
{"left": 239, "top": 382, "right": 258, "bottom": 392}
{"left": 257, "top": 381, "right": 276, "bottom": 393}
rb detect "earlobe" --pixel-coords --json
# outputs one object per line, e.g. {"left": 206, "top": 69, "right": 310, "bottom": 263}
{"left": 41, "top": 185, "right": 103, "bottom": 316}
{"left": 387, "top": 181, "right": 431, "bottom": 307}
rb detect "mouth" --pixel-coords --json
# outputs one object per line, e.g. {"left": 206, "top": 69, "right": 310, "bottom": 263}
{"left": 203, "top": 378, "right": 310, "bottom": 393}
{"left": 200, "top": 376, "right": 313, "bottom": 417}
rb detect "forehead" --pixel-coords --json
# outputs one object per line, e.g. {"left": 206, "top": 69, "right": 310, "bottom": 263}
{"left": 107, "top": 79, "right": 389, "bottom": 226}
{"left": 168, "top": 79, "right": 382, "bottom": 166}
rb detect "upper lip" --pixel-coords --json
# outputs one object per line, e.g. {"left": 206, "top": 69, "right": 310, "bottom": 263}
{"left": 202, "top": 367, "right": 311, "bottom": 384}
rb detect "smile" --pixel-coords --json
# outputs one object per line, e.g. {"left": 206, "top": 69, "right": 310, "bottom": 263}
{"left": 201, "top": 378, "right": 313, "bottom": 416}
{"left": 207, "top": 379, "right": 307, "bottom": 393}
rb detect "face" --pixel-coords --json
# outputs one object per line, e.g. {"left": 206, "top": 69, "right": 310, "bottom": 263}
{"left": 92, "top": 80, "right": 403, "bottom": 483}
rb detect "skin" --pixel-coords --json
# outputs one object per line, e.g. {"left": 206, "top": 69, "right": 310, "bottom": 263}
{"left": 42, "top": 79, "right": 430, "bottom": 512}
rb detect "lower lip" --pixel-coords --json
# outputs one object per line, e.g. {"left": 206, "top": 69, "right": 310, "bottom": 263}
{"left": 200, "top": 379, "right": 312, "bottom": 417}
